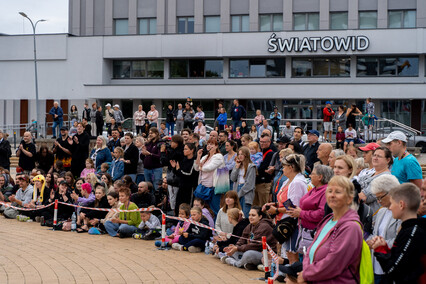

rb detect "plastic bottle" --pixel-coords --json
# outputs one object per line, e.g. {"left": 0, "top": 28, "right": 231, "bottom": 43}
{"left": 204, "top": 241, "right": 210, "bottom": 255}
{"left": 270, "top": 262, "right": 276, "bottom": 277}
{"left": 71, "top": 212, "right": 77, "bottom": 232}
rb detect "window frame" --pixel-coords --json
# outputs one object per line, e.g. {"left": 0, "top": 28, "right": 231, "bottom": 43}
{"left": 229, "top": 58, "right": 286, "bottom": 78}
{"left": 259, "top": 14, "right": 283, "bottom": 32}
{"left": 358, "top": 11, "right": 377, "bottom": 29}
{"left": 138, "top": 18, "right": 157, "bottom": 35}
{"left": 169, "top": 59, "right": 224, "bottom": 79}
{"left": 388, "top": 10, "right": 416, "bottom": 28}
{"left": 114, "top": 19, "right": 129, "bottom": 35}
{"left": 112, "top": 60, "right": 164, "bottom": 79}
{"left": 231, "top": 15, "right": 249, "bottom": 32}
{"left": 356, "top": 56, "right": 419, "bottom": 77}
{"left": 177, "top": 17, "right": 195, "bottom": 34}
{"left": 204, "top": 16, "right": 221, "bottom": 33}
{"left": 293, "top": 12, "right": 319, "bottom": 31}
{"left": 292, "top": 57, "right": 350, "bottom": 78}
{"left": 329, "top": 12, "right": 348, "bottom": 30}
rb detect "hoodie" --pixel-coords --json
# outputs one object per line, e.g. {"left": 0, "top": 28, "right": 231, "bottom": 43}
{"left": 236, "top": 218, "right": 277, "bottom": 252}
{"left": 302, "top": 209, "right": 363, "bottom": 284}
{"left": 186, "top": 216, "right": 212, "bottom": 241}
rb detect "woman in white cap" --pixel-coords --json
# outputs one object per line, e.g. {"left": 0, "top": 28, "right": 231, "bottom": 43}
{"left": 105, "top": 103, "right": 114, "bottom": 131}
{"left": 113, "top": 105, "right": 124, "bottom": 126}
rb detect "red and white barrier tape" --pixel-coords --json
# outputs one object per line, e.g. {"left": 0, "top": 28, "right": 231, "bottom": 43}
{"left": 0, "top": 201, "right": 54, "bottom": 211}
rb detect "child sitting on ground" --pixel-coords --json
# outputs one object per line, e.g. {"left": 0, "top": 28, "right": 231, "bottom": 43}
{"left": 97, "top": 162, "right": 110, "bottom": 179}
{"left": 133, "top": 207, "right": 161, "bottom": 240}
{"left": 248, "top": 142, "right": 262, "bottom": 168}
{"left": 81, "top": 158, "right": 96, "bottom": 178}
{"left": 155, "top": 203, "right": 191, "bottom": 247}
{"left": 335, "top": 126, "right": 345, "bottom": 149}
{"left": 172, "top": 206, "right": 212, "bottom": 253}
{"left": 371, "top": 183, "right": 426, "bottom": 284}
{"left": 193, "top": 198, "right": 215, "bottom": 228}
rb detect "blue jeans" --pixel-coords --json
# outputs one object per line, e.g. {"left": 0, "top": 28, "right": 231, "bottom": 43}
{"left": 104, "top": 221, "right": 137, "bottom": 237}
{"left": 52, "top": 120, "right": 63, "bottom": 137}
{"left": 237, "top": 184, "right": 251, "bottom": 217}
{"left": 208, "top": 193, "right": 222, "bottom": 218}
{"left": 166, "top": 122, "right": 175, "bottom": 136}
{"left": 233, "top": 120, "right": 242, "bottom": 130}
{"left": 178, "top": 236, "right": 206, "bottom": 250}
{"left": 136, "top": 174, "right": 145, "bottom": 184}
{"left": 144, "top": 168, "right": 163, "bottom": 191}
{"left": 127, "top": 174, "right": 136, "bottom": 182}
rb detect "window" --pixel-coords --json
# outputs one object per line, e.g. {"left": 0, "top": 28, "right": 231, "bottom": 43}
{"left": 114, "top": 19, "right": 128, "bottom": 35}
{"left": 205, "top": 16, "right": 220, "bottom": 33}
{"left": 292, "top": 58, "right": 350, "bottom": 77}
{"left": 170, "top": 60, "right": 223, "bottom": 78}
{"left": 178, "top": 17, "right": 194, "bottom": 34}
{"left": 357, "top": 56, "right": 419, "bottom": 77}
{"left": 381, "top": 100, "right": 411, "bottom": 126}
{"left": 113, "top": 60, "right": 164, "bottom": 78}
{"left": 229, "top": 58, "right": 285, "bottom": 78}
{"left": 330, "top": 12, "right": 348, "bottom": 30}
{"left": 359, "top": 12, "right": 377, "bottom": 29}
{"left": 139, "top": 18, "right": 157, "bottom": 34}
{"left": 293, "top": 13, "right": 319, "bottom": 31}
{"left": 231, "top": 15, "right": 249, "bottom": 32}
{"left": 388, "top": 10, "right": 416, "bottom": 28}
{"left": 259, "top": 14, "right": 283, "bottom": 32}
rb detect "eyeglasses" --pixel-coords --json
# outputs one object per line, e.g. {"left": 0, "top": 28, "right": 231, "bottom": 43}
{"left": 373, "top": 154, "right": 385, "bottom": 159}
{"left": 376, "top": 192, "right": 389, "bottom": 202}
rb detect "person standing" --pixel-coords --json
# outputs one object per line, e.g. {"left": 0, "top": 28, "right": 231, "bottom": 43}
{"left": 16, "top": 132, "right": 36, "bottom": 175}
{"left": 253, "top": 134, "right": 275, "bottom": 206}
{"left": 53, "top": 127, "right": 73, "bottom": 172}
{"left": 82, "top": 103, "right": 91, "bottom": 122}
{"left": 282, "top": 121, "right": 294, "bottom": 139}
{"left": 230, "top": 99, "right": 246, "bottom": 130}
{"left": 122, "top": 133, "right": 139, "bottom": 182}
{"left": 366, "top": 98, "right": 375, "bottom": 127}
{"left": 104, "top": 103, "right": 114, "bottom": 131}
{"left": 323, "top": 101, "right": 335, "bottom": 143}
{"left": 333, "top": 105, "right": 347, "bottom": 130}
{"left": 146, "top": 105, "right": 158, "bottom": 129}
{"left": 69, "top": 105, "right": 78, "bottom": 125}
{"left": 49, "top": 101, "right": 63, "bottom": 139}
{"left": 95, "top": 106, "right": 104, "bottom": 137}
{"left": 183, "top": 103, "right": 195, "bottom": 130}
{"left": 269, "top": 106, "right": 282, "bottom": 142}
{"left": 175, "top": 103, "right": 184, "bottom": 134}
{"left": 165, "top": 104, "right": 175, "bottom": 136}
{"left": 0, "top": 131, "right": 11, "bottom": 171}
{"left": 113, "top": 104, "right": 124, "bottom": 126}
{"left": 346, "top": 104, "right": 362, "bottom": 129}
{"left": 302, "top": 130, "right": 320, "bottom": 171}
{"left": 133, "top": 105, "right": 146, "bottom": 136}
{"left": 90, "top": 103, "right": 97, "bottom": 138}
{"left": 69, "top": 122, "right": 90, "bottom": 178}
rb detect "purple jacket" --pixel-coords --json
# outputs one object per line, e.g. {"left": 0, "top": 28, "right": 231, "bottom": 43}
{"left": 302, "top": 209, "right": 362, "bottom": 284}
{"left": 299, "top": 184, "right": 327, "bottom": 230}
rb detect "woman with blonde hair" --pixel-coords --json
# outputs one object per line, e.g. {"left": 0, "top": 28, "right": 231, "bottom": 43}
{"left": 90, "top": 136, "right": 112, "bottom": 170}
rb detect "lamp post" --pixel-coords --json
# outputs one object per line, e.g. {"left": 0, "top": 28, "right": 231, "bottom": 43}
{"left": 19, "top": 12, "right": 46, "bottom": 138}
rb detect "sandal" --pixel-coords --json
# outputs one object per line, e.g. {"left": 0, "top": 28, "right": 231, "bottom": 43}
{"left": 76, "top": 225, "right": 89, "bottom": 233}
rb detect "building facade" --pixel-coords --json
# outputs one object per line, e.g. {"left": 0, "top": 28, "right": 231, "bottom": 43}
{"left": 1, "top": 0, "right": 426, "bottom": 135}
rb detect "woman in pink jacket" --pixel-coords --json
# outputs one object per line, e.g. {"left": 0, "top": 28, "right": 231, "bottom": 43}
{"left": 298, "top": 175, "right": 363, "bottom": 284}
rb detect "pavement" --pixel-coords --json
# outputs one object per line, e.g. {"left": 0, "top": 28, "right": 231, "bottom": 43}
{"left": 0, "top": 217, "right": 263, "bottom": 284}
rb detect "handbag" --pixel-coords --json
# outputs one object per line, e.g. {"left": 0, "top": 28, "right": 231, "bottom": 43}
{"left": 193, "top": 184, "right": 214, "bottom": 201}
{"left": 272, "top": 216, "right": 297, "bottom": 244}
{"left": 296, "top": 225, "right": 316, "bottom": 254}
{"left": 62, "top": 220, "right": 72, "bottom": 231}
{"left": 213, "top": 167, "right": 230, "bottom": 195}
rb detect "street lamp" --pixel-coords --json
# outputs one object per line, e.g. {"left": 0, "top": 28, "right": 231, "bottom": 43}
{"left": 19, "top": 12, "right": 46, "bottom": 138}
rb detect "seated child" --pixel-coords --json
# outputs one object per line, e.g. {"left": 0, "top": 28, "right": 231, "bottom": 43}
{"left": 97, "top": 162, "right": 110, "bottom": 179}
{"left": 371, "top": 183, "right": 426, "bottom": 284}
{"left": 172, "top": 206, "right": 212, "bottom": 253}
{"left": 133, "top": 207, "right": 161, "bottom": 240}
{"left": 344, "top": 123, "right": 357, "bottom": 151}
{"left": 77, "top": 183, "right": 110, "bottom": 232}
{"left": 81, "top": 158, "right": 96, "bottom": 178}
{"left": 248, "top": 141, "right": 262, "bottom": 168}
{"left": 109, "top": 147, "right": 124, "bottom": 181}
{"left": 335, "top": 126, "right": 345, "bottom": 150}
{"left": 193, "top": 198, "right": 215, "bottom": 228}
{"left": 155, "top": 203, "right": 191, "bottom": 247}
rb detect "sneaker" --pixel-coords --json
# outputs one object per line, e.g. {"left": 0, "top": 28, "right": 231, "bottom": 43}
{"left": 244, "top": 263, "right": 257, "bottom": 270}
{"left": 225, "top": 257, "right": 237, "bottom": 267}
{"left": 257, "top": 264, "right": 265, "bottom": 272}
{"left": 188, "top": 246, "right": 201, "bottom": 253}
{"left": 132, "top": 233, "right": 143, "bottom": 239}
{"left": 220, "top": 255, "right": 229, "bottom": 264}
{"left": 171, "top": 243, "right": 183, "bottom": 251}
{"left": 155, "top": 240, "right": 162, "bottom": 247}
{"left": 142, "top": 231, "right": 156, "bottom": 240}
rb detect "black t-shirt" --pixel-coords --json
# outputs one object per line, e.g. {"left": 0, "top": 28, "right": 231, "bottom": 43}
{"left": 55, "top": 136, "right": 72, "bottom": 160}
{"left": 18, "top": 141, "right": 36, "bottom": 171}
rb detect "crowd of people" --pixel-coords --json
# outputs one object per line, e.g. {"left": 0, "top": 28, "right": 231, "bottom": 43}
{"left": 0, "top": 99, "right": 425, "bottom": 284}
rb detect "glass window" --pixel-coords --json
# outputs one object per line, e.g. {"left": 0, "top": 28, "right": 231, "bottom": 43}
{"left": 330, "top": 58, "right": 350, "bottom": 76}
{"left": 189, "top": 60, "right": 205, "bottom": 77}
{"left": 259, "top": 14, "right": 283, "bottom": 32}
{"left": 293, "top": 13, "right": 319, "bottom": 30}
{"left": 357, "top": 57, "right": 378, "bottom": 76}
{"left": 231, "top": 15, "right": 249, "bottom": 32}
{"left": 132, "top": 61, "right": 146, "bottom": 77}
{"left": 381, "top": 100, "right": 411, "bottom": 126}
{"left": 178, "top": 17, "right": 194, "bottom": 34}
{"left": 266, "top": 59, "right": 285, "bottom": 77}
{"left": 139, "top": 18, "right": 157, "bottom": 35}
{"left": 147, "top": 61, "right": 164, "bottom": 78}
{"left": 114, "top": 19, "right": 128, "bottom": 35}
{"left": 113, "top": 61, "right": 131, "bottom": 78}
{"left": 396, "top": 57, "right": 419, "bottom": 76}
{"left": 389, "top": 10, "right": 416, "bottom": 28}
{"left": 249, "top": 59, "right": 267, "bottom": 77}
{"left": 292, "top": 59, "right": 312, "bottom": 77}
{"left": 357, "top": 57, "right": 418, "bottom": 77}
{"left": 170, "top": 60, "right": 188, "bottom": 78}
{"left": 230, "top": 60, "right": 249, "bottom": 77}
{"left": 205, "top": 60, "right": 223, "bottom": 78}
{"left": 359, "top": 12, "right": 377, "bottom": 29}
{"left": 330, "top": 12, "right": 348, "bottom": 30}
{"left": 205, "top": 16, "right": 220, "bottom": 33}
{"left": 313, "top": 59, "right": 329, "bottom": 76}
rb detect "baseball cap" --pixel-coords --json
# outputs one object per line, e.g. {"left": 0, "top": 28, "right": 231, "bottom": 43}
{"left": 16, "top": 167, "right": 23, "bottom": 174}
{"left": 278, "top": 135, "right": 291, "bottom": 144}
{"left": 113, "top": 104, "right": 119, "bottom": 108}
{"left": 105, "top": 103, "right": 111, "bottom": 107}
{"left": 17, "top": 174, "right": 30, "bottom": 182}
{"left": 307, "top": 129, "right": 320, "bottom": 137}
{"left": 58, "top": 180, "right": 68, "bottom": 186}
{"left": 279, "top": 261, "right": 303, "bottom": 279}
{"left": 325, "top": 101, "right": 332, "bottom": 105}
{"left": 60, "top": 126, "right": 68, "bottom": 131}
{"left": 382, "top": 131, "right": 407, "bottom": 144}
{"left": 359, "top": 142, "right": 381, "bottom": 152}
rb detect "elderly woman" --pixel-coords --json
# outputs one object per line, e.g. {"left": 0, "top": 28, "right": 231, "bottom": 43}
{"left": 366, "top": 174, "right": 401, "bottom": 283}
{"left": 90, "top": 136, "right": 112, "bottom": 171}
{"left": 271, "top": 148, "right": 294, "bottom": 202}
{"left": 298, "top": 176, "right": 363, "bottom": 284}
{"left": 287, "top": 164, "right": 334, "bottom": 253}
{"left": 359, "top": 147, "right": 393, "bottom": 213}
{"left": 328, "top": 149, "right": 345, "bottom": 169}
{"left": 263, "top": 154, "right": 308, "bottom": 264}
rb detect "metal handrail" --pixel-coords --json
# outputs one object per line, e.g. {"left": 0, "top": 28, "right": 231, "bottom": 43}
{"left": 381, "top": 118, "right": 422, "bottom": 135}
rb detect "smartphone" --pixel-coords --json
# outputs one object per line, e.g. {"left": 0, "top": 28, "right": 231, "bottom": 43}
{"left": 282, "top": 199, "right": 295, "bottom": 210}
{"left": 265, "top": 205, "right": 270, "bottom": 211}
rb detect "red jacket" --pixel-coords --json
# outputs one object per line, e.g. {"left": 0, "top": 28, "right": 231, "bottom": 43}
{"left": 323, "top": 107, "right": 335, "bottom": 122}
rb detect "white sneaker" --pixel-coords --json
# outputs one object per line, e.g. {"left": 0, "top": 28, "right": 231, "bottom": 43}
{"left": 220, "top": 255, "right": 229, "bottom": 264}
{"left": 188, "top": 246, "right": 201, "bottom": 253}
{"left": 171, "top": 243, "right": 183, "bottom": 251}
{"left": 257, "top": 264, "right": 265, "bottom": 271}
{"left": 225, "top": 257, "right": 237, "bottom": 266}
